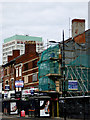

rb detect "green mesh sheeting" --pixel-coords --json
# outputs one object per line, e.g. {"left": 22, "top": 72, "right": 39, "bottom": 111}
{"left": 67, "top": 55, "right": 89, "bottom": 67}
{"left": 38, "top": 44, "right": 59, "bottom": 63}
{"left": 39, "top": 76, "right": 56, "bottom": 91}
{"left": 38, "top": 60, "right": 59, "bottom": 78}
{"left": 37, "top": 44, "right": 60, "bottom": 91}
{"left": 65, "top": 54, "right": 90, "bottom": 95}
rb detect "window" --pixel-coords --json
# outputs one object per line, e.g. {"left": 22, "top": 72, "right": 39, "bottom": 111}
{"left": 19, "top": 67, "right": 22, "bottom": 76}
{"left": 11, "top": 78, "right": 14, "bottom": 90}
{"left": 24, "top": 63, "right": 28, "bottom": 71}
{"left": 32, "top": 60, "right": 37, "bottom": 68}
{"left": 32, "top": 73, "right": 37, "bottom": 82}
{"left": 24, "top": 76, "right": 28, "bottom": 83}
{"left": 10, "top": 66, "right": 13, "bottom": 73}
{"left": 16, "top": 68, "right": 18, "bottom": 77}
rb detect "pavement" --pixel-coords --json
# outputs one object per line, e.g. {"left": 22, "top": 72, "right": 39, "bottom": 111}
{"left": 1, "top": 114, "right": 83, "bottom": 120}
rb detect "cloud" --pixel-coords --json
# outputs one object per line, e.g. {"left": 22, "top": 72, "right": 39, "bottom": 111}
{"left": 0, "top": 2, "right": 88, "bottom": 65}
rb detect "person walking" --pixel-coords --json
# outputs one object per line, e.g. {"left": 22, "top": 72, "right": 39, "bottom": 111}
{"left": 3, "top": 101, "right": 8, "bottom": 115}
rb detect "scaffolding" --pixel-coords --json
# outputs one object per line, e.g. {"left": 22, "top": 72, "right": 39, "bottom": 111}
{"left": 38, "top": 44, "right": 61, "bottom": 91}
{"left": 64, "top": 31, "right": 90, "bottom": 96}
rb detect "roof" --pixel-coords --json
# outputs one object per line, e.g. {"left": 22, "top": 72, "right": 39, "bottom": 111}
{"left": 4, "top": 35, "right": 42, "bottom": 43}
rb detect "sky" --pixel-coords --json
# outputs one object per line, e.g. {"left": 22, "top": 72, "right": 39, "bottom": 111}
{"left": 0, "top": 1, "right": 89, "bottom": 65}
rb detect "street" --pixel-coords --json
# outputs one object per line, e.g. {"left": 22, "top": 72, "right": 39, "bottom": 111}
{"left": 1, "top": 114, "right": 82, "bottom": 120}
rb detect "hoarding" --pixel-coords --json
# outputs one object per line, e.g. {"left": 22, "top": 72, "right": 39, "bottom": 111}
{"left": 10, "top": 102, "right": 18, "bottom": 114}
{"left": 68, "top": 80, "right": 78, "bottom": 90}
{"left": 40, "top": 100, "right": 50, "bottom": 117}
{"left": 15, "top": 81, "right": 24, "bottom": 88}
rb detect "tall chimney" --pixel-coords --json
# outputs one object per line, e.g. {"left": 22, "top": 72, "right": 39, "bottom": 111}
{"left": 25, "top": 41, "right": 36, "bottom": 54}
{"left": 72, "top": 19, "right": 85, "bottom": 38}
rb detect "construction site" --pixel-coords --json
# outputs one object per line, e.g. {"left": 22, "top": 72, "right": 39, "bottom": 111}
{"left": 37, "top": 19, "right": 90, "bottom": 119}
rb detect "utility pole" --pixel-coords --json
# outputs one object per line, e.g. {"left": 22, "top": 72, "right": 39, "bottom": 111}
{"left": 62, "top": 30, "right": 66, "bottom": 120}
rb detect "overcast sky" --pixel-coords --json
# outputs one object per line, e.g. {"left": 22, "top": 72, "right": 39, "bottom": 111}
{"left": 0, "top": 1, "right": 89, "bottom": 65}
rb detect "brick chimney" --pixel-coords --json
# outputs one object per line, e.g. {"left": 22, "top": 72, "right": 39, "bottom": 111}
{"left": 8, "top": 50, "right": 20, "bottom": 62}
{"left": 25, "top": 41, "right": 36, "bottom": 54}
{"left": 72, "top": 19, "right": 85, "bottom": 38}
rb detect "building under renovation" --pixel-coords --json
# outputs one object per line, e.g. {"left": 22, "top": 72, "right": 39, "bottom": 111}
{"left": 37, "top": 19, "right": 90, "bottom": 119}
{"left": 38, "top": 19, "right": 90, "bottom": 97}
{"left": 64, "top": 19, "right": 90, "bottom": 96}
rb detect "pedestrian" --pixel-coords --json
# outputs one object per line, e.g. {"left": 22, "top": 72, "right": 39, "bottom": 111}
{"left": 3, "top": 101, "right": 8, "bottom": 115}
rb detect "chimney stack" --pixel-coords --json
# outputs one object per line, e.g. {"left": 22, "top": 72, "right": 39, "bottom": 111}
{"left": 25, "top": 41, "right": 36, "bottom": 54}
{"left": 72, "top": 19, "right": 85, "bottom": 38}
{"left": 8, "top": 50, "right": 20, "bottom": 62}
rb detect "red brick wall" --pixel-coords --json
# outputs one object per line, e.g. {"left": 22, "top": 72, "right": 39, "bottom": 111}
{"left": 8, "top": 50, "right": 20, "bottom": 62}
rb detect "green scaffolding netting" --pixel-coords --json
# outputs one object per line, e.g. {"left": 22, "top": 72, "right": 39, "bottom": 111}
{"left": 65, "top": 54, "right": 90, "bottom": 93}
{"left": 38, "top": 60, "right": 59, "bottom": 78}
{"left": 39, "top": 76, "right": 56, "bottom": 91}
{"left": 37, "top": 44, "right": 60, "bottom": 91}
{"left": 38, "top": 44, "right": 59, "bottom": 63}
{"left": 65, "top": 66, "right": 90, "bottom": 92}
{"left": 67, "top": 55, "right": 90, "bottom": 67}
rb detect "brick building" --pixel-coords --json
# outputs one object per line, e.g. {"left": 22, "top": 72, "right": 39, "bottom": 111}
{"left": 2, "top": 41, "right": 39, "bottom": 96}
{"left": 2, "top": 50, "right": 20, "bottom": 91}
{"left": 14, "top": 41, "right": 39, "bottom": 92}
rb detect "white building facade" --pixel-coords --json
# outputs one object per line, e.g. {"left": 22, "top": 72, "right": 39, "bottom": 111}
{"left": 2, "top": 35, "right": 43, "bottom": 64}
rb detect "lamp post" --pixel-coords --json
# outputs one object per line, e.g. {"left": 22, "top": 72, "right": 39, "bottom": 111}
{"left": 62, "top": 30, "right": 66, "bottom": 120}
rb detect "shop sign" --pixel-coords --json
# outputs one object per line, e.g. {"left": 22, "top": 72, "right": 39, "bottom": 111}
{"left": 22, "top": 89, "right": 31, "bottom": 95}
{"left": 5, "top": 85, "right": 10, "bottom": 90}
{"left": 68, "top": 80, "right": 78, "bottom": 90}
{"left": 15, "top": 81, "right": 24, "bottom": 88}
{"left": 22, "top": 87, "right": 38, "bottom": 96}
